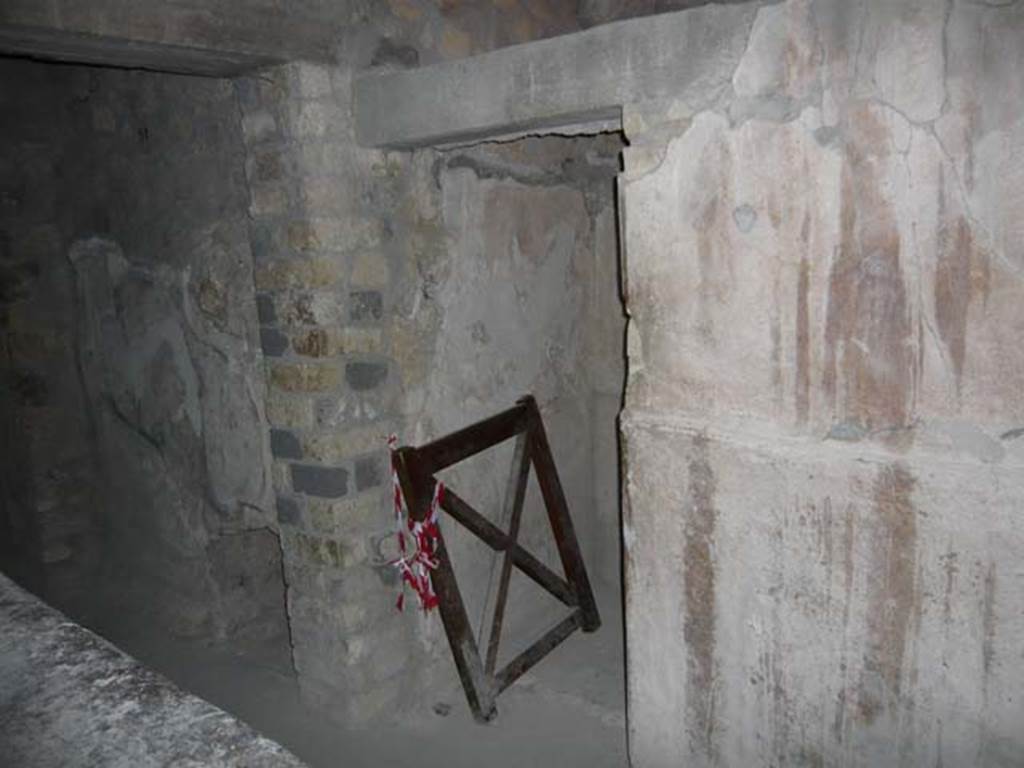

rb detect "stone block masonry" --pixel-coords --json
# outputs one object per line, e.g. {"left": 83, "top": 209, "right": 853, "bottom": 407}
{"left": 237, "top": 61, "right": 428, "bottom": 724}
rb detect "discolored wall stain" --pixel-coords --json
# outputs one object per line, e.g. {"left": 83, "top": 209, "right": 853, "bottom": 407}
{"left": 771, "top": 313, "right": 783, "bottom": 412}
{"left": 683, "top": 432, "right": 719, "bottom": 760}
{"left": 982, "top": 563, "right": 996, "bottom": 685}
{"left": 940, "top": 547, "right": 959, "bottom": 627}
{"left": 692, "top": 137, "right": 734, "bottom": 349}
{"left": 796, "top": 256, "right": 811, "bottom": 424}
{"left": 857, "top": 463, "right": 918, "bottom": 723}
{"left": 934, "top": 170, "right": 991, "bottom": 392}
{"left": 832, "top": 501, "right": 857, "bottom": 745}
{"left": 696, "top": 194, "right": 721, "bottom": 345}
{"left": 823, "top": 105, "right": 916, "bottom": 435}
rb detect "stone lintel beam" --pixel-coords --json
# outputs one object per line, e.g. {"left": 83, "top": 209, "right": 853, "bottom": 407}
{"left": 354, "top": 3, "right": 760, "bottom": 149}
{"left": 0, "top": 0, "right": 341, "bottom": 77}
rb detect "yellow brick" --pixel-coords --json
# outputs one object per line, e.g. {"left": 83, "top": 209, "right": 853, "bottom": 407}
{"left": 272, "top": 461, "right": 291, "bottom": 491}
{"left": 292, "top": 328, "right": 331, "bottom": 358}
{"left": 270, "top": 362, "right": 340, "bottom": 393}
{"left": 308, "top": 491, "right": 387, "bottom": 537}
{"left": 265, "top": 395, "right": 315, "bottom": 428}
{"left": 304, "top": 423, "right": 394, "bottom": 463}
{"left": 254, "top": 258, "right": 342, "bottom": 291}
{"left": 336, "top": 327, "right": 383, "bottom": 355}
{"left": 287, "top": 221, "right": 320, "bottom": 252}
{"left": 350, "top": 251, "right": 391, "bottom": 289}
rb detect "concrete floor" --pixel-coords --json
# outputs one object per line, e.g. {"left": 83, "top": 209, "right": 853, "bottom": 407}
{"left": 105, "top": 578, "right": 627, "bottom": 768}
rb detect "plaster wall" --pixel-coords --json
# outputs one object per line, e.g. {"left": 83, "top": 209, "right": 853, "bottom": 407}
{"left": 620, "top": 1, "right": 1024, "bottom": 765}
{"left": 0, "top": 59, "right": 286, "bottom": 652}
{"left": 407, "top": 137, "right": 625, "bottom": 656}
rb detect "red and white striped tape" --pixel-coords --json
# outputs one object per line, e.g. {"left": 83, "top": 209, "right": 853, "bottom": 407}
{"left": 388, "top": 435, "right": 443, "bottom": 612}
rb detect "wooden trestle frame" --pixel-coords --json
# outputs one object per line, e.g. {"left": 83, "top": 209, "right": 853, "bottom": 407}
{"left": 391, "top": 395, "right": 601, "bottom": 722}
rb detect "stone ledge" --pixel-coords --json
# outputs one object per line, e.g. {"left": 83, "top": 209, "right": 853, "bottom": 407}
{"left": 0, "top": 573, "right": 306, "bottom": 767}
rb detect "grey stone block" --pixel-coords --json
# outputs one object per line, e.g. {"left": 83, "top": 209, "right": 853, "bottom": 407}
{"left": 354, "top": 455, "right": 383, "bottom": 491}
{"left": 345, "top": 361, "right": 388, "bottom": 391}
{"left": 260, "top": 327, "right": 288, "bottom": 357}
{"left": 256, "top": 293, "right": 276, "bottom": 324}
{"left": 370, "top": 38, "right": 420, "bottom": 70}
{"left": 250, "top": 223, "right": 276, "bottom": 263}
{"left": 349, "top": 290, "right": 383, "bottom": 323}
{"left": 270, "top": 428, "right": 303, "bottom": 459}
{"left": 291, "top": 463, "right": 348, "bottom": 498}
{"left": 276, "top": 494, "right": 301, "bottom": 526}
{"left": 234, "top": 78, "right": 261, "bottom": 110}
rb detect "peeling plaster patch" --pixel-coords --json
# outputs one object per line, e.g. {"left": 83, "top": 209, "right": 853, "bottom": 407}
{"left": 469, "top": 320, "right": 490, "bottom": 344}
{"left": 732, "top": 0, "right": 820, "bottom": 101}
{"left": 873, "top": 0, "right": 946, "bottom": 124}
{"left": 826, "top": 421, "right": 867, "bottom": 442}
{"left": 732, "top": 203, "right": 757, "bottom": 233}
{"left": 939, "top": 421, "right": 1004, "bottom": 464}
{"left": 813, "top": 124, "right": 839, "bottom": 147}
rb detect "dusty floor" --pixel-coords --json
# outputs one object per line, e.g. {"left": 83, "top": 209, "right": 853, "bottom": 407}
{"left": 102, "top": 578, "right": 627, "bottom": 768}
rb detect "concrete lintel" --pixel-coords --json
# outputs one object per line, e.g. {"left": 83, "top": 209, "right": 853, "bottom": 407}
{"left": 354, "top": 3, "right": 760, "bottom": 149}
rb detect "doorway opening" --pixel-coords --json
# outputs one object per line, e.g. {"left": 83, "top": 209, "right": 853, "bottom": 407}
{"left": 408, "top": 130, "right": 629, "bottom": 763}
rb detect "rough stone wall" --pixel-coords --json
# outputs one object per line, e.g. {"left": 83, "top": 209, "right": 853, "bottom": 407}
{"left": 620, "top": 1, "right": 1024, "bottom": 765}
{"left": 0, "top": 59, "right": 286, "bottom": 652}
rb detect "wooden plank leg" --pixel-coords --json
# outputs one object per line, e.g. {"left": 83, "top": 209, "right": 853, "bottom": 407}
{"left": 484, "top": 431, "right": 531, "bottom": 675}
{"left": 394, "top": 448, "right": 496, "bottom": 722}
{"left": 522, "top": 396, "right": 602, "bottom": 632}
{"left": 430, "top": 529, "right": 497, "bottom": 722}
